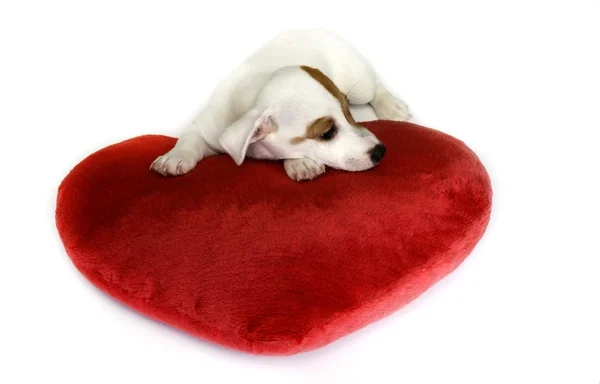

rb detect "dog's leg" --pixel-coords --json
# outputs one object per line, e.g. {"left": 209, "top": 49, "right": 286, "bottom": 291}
{"left": 150, "top": 123, "right": 217, "bottom": 176}
{"left": 319, "top": 30, "right": 412, "bottom": 122}
{"left": 337, "top": 65, "right": 411, "bottom": 122}
{"left": 283, "top": 158, "right": 326, "bottom": 182}
{"left": 370, "top": 80, "right": 412, "bottom": 122}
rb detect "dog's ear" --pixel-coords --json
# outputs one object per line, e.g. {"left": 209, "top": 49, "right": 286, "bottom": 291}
{"left": 218, "top": 109, "right": 277, "bottom": 165}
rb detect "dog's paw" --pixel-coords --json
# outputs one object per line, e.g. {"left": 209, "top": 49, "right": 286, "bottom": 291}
{"left": 372, "top": 94, "right": 412, "bottom": 122}
{"left": 284, "top": 158, "right": 326, "bottom": 182}
{"left": 150, "top": 150, "right": 197, "bottom": 176}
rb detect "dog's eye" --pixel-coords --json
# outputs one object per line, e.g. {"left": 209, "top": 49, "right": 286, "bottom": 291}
{"left": 320, "top": 126, "right": 336, "bottom": 140}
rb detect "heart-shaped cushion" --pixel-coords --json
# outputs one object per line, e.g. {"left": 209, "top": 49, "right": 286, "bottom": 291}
{"left": 55, "top": 121, "right": 492, "bottom": 355}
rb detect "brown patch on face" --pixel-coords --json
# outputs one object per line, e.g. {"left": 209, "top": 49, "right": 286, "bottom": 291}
{"left": 300, "top": 65, "right": 361, "bottom": 128}
{"left": 290, "top": 116, "right": 334, "bottom": 144}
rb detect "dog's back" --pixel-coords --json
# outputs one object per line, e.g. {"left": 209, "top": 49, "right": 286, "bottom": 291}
{"left": 211, "top": 29, "right": 377, "bottom": 118}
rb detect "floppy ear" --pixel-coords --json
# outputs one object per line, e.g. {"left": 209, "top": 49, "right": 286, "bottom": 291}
{"left": 218, "top": 109, "right": 277, "bottom": 165}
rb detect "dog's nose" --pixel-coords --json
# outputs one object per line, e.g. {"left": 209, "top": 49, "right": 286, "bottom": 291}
{"left": 370, "top": 143, "right": 386, "bottom": 164}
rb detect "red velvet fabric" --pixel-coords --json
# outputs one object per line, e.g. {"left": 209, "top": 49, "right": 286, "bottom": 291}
{"left": 55, "top": 121, "right": 492, "bottom": 355}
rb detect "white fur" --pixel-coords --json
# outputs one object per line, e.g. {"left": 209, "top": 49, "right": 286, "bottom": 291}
{"left": 151, "top": 28, "right": 412, "bottom": 181}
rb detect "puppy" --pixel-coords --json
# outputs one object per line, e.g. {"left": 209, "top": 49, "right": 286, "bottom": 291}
{"left": 150, "top": 28, "right": 412, "bottom": 181}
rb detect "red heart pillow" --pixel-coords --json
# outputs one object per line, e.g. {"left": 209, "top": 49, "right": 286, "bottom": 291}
{"left": 55, "top": 121, "right": 492, "bottom": 355}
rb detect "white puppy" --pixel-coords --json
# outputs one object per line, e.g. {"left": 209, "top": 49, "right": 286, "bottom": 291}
{"left": 151, "top": 28, "right": 412, "bottom": 181}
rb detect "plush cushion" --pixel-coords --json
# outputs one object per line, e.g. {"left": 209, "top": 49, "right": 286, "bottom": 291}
{"left": 55, "top": 121, "right": 492, "bottom": 355}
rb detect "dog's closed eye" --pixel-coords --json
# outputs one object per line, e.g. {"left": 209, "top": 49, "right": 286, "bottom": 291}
{"left": 291, "top": 116, "right": 337, "bottom": 144}
{"left": 319, "top": 125, "right": 336, "bottom": 141}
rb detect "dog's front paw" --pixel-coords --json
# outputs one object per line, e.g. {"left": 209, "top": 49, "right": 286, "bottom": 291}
{"left": 150, "top": 150, "right": 197, "bottom": 176}
{"left": 284, "top": 158, "right": 326, "bottom": 182}
{"left": 372, "top": 95, "right": 412, "bottom": 122}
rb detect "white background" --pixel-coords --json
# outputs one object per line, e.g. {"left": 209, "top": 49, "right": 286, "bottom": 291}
{"left": 1, "top": 1, "right": 599, "bottom": 383}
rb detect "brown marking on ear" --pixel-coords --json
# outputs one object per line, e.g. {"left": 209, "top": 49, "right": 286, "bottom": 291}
{"left": 290, "top": 116, "right": 334, "bottom": 144}
{"left": 300, "top": 65, "right": 361, "bottom": 128}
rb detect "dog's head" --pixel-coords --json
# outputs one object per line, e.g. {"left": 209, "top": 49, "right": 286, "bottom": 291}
{"left": 218, "top": 65, "right": 385, "bottom": 172}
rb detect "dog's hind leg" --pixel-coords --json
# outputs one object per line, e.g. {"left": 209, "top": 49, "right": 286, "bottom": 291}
{"left": 332, "top": 53, "right": 412, "bottom": 121}
{"left": 369, "top": 80, "right": 412, "bottom": 122}
{"left": 343, "top": 73, "right": 412, "bottom": 123}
